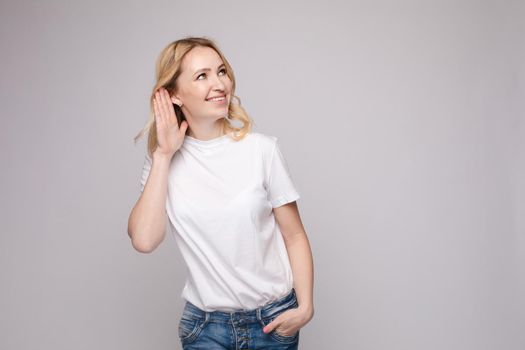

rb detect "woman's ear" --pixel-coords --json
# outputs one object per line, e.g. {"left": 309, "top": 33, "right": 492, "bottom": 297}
{"left": 171, "top": 95, "right": 183, "bottom": 107}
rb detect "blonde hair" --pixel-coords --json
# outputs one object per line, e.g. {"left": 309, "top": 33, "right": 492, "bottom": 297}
{"left": 133, "top": 36, "right": 253, "bottom": 157}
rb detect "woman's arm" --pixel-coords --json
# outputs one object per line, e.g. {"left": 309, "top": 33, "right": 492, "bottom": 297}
{"left": 273, "top": 201, "right": 315, "bottom": 320}
{"left": 127, "top": 150, "right": 172, "bottom": 253}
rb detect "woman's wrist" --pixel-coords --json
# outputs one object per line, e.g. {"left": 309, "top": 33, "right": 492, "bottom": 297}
{"left": 153, "top": 149, "right": 174, "bottom": 162}
{"left": 297, "top": 304, "right": 314, "bottom": 321}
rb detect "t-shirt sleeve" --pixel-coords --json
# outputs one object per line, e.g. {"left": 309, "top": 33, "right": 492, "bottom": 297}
{"left": 139, "top": 153, "right": 152, "bottom": 193}
{"left": 265, "top": 138, "right": 301, "bottom": 208}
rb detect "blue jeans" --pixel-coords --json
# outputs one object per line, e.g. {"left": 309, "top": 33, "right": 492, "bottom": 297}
{"left": 178, "top": 288, "right": 300, "bottom": 349}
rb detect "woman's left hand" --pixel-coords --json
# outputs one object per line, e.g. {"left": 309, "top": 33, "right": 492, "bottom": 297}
{"left": 263, "top": 306, "right": 314, "bottom": 337}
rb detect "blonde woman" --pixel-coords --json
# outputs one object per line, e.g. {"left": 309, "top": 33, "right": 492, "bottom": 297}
{"left": 128, "top": 36, "right": 314, "bottom": 350}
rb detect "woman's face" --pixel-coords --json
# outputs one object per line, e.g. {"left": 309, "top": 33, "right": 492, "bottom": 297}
{"left": 171, "top": 46, "right": 232, "bottom": 121}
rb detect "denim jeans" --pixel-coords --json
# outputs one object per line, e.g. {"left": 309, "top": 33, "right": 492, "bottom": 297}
{"left": 178, "top": 288, "right": 300, "bottom": 349}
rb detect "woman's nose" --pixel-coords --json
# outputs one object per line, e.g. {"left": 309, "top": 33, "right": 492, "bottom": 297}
{"left": 211, "top": 74, "right": 226, "bottom": 90}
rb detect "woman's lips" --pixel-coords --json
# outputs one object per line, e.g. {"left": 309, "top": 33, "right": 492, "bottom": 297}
{"left": 206, "top": 95, "right": 227, "bottom": 105}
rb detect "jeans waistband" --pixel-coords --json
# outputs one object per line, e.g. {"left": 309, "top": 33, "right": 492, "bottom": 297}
{"left": 183, "top": 288, "right": 298, "bottom": 323}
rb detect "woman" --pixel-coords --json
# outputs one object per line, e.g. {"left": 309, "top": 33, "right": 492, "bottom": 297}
{"left": 128, "top": 36, "right": 314, "bottom": 349}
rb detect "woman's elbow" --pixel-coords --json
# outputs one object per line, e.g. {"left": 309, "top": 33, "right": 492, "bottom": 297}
{"left": 130, "top": 235, "right": 156, "bottom": 253}
{"left": 128, "top": 227, "right": 159, "bottom": 254}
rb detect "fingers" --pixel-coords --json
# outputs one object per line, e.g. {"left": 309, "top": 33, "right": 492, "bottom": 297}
{"left": 264, "top": 320, "right": 295, "bottom": 337}
{"left": 263, "top": 311, "right": 300, "bottom": 335}
{"left": 263, "top": 319, "right": 279, "bottom": 333}
{"left": 158, "top": 88, "right": 169, "bottom": 121}
{"left": 163, "top": 88, "right": 177, "bottom": 120}
{"left": 179, "top": 120, "right": 189, "bottom": 135}
{"left": 155, "top": 87, "right": 178, "bottom": 128}
{"left": 153, "top": 93, "right": 164, "bottom": 128}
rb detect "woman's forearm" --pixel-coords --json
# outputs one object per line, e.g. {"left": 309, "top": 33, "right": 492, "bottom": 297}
{"left": 127, "top": 151, "right": 172, "bottom": 253}
{"left": 285, "top": 233, "right": 315, "bottom": 319}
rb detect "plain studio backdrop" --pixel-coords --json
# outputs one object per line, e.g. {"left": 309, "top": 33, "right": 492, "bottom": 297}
{"left": 1, "top": 0, "right": 524, "bottom": 349}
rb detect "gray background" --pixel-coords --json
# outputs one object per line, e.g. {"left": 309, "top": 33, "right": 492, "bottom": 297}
{"left": 1, "top": 0, "right": 524, "bottom": 349}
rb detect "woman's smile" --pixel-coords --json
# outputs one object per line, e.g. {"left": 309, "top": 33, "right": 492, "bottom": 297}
{"left": 206, "top": 94, "right": 228, "bottom": 105}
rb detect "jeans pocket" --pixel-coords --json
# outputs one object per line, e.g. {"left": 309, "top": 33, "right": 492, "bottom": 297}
{"left": 178, "top": 313, "right": 207, "bottom": 344}
{"left": 259, "top": 300, "right": 300, "bottom": 344}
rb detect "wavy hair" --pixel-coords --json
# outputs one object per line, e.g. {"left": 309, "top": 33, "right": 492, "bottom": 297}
{"left": 133, "top": 36, "right": 253, "bottom": 157}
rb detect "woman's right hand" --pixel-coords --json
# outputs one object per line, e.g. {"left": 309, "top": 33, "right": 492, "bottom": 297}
{"left": 153, "top": 87, "right": 189, "bottom": 158}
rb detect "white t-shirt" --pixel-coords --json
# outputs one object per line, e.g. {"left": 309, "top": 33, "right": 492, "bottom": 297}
{"left": 139, "top": 131, "right": 301, "bottom": 312}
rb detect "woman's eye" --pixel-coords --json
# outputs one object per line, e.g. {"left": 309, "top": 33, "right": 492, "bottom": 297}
{"left": 197, "top": 68, "right": 227, "bottom": 80}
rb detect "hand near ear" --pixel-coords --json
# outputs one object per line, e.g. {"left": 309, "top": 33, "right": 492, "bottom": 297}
{"left": 153, "top": 87, "right": 188, "bottom": 158}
